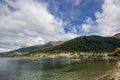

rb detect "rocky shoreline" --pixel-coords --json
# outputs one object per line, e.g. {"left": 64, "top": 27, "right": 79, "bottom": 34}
{"left": 97, "top": 61, "right": 120, "bottom": 80}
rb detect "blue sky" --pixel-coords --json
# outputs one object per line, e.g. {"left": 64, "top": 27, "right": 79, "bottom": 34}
{"left": 0, "top": 0, "right": 120, "bottom": 52}
{"left": 46, "top": 0, "right": 103, "bottom": 34}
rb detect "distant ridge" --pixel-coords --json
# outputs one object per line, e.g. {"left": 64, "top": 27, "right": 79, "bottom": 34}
{"left": 0, "top": 41, "right": 65, "bottom": 57}
{"left": 9, "top": 41, "right": 65, "bottom": 53}
{"left": 47, "top": 41, "right": 65, "bottom": 46}
{"left": 113, "top": 33, "right": 120, "bottom": 39}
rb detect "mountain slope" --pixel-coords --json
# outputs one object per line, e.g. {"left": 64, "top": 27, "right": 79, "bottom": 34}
{"left": 113, "top": 33, "right": 120, "bottom": 39}
{"left": 43, "top": 35, "right": 120, "bottom": 53}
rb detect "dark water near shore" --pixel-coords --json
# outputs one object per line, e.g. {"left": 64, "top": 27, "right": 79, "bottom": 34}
{"left": 0, "top": 57, "right": 116, "bottom": 80}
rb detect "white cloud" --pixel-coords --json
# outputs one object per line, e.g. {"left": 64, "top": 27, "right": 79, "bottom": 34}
{"left": 95, "top": 0, "right": 120, "bottom": 36}
{"left": 0, "top": 48, "right": 10, "bottom": 53}
{"left": 82, "top": 17, "right": 93, "bottom": 33}
{"left": 74, "top": 0, "right": 80, "bottom": 5}
{"left": 0, "top": 0, "right": 77, "bottom": 52}
{"left": 82, "top": 24, "right": 91, "bottom": 33}
{"left": 81, "top": 0, "right": 120, "bottom": 36}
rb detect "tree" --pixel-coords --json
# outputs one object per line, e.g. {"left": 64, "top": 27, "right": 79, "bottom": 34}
{"left": 108, "top": 48, "right": 120, "bottom": 56}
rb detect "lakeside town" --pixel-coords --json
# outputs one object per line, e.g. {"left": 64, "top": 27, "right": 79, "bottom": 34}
{"left": 11, "top": 52, "right": 108, "bottom": 58}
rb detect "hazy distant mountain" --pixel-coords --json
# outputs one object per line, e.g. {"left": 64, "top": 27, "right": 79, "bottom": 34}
{"left": 11, "top": 41, "right": 64, "bottom": 53}
{"left": 47, "top": 41, "right": 64, "bottom": 46}
{"left": 0, "top": 41, "right": 64, "bottom": 57}
{"left": 113, "top": 33, "right": 120, "bottom": 39}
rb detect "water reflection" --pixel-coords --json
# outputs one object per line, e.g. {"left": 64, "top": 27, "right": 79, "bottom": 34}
{"left": 0, "top": 57, "right": 116, "bottom": 80}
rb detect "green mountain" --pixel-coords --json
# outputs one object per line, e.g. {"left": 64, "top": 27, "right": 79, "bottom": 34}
{"left": 42, "top": 35, "right": 120, "bottom": 53}
{"left": 0, "top": 35, "right": 120, "bottom": 57}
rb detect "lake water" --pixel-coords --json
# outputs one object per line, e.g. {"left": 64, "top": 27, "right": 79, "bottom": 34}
{"left": 0, "top": 57, "right": 116, "bottom": 80}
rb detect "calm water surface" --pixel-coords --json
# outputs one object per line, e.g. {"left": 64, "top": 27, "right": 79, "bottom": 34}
{"left": 0, "top": 57, "right": 116, "bottom": 80}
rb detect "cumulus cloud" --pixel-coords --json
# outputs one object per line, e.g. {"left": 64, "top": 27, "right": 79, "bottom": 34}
{"left": 0, "top": 0, "right": 77, "bottom": 52}
{"left": 82, "top": 17, "right": 93, "bottom": 33}
{"left": 81, "top": 0, "right": 120, "bottom": 36}
{"left": 95, "top": 0, "right": 120, "bottom": 36}
{"left": 74, "top": 0, "right": 80, "bottom": 5}
{"left": 82, "top": 24, "right": 91, "bottom": 33}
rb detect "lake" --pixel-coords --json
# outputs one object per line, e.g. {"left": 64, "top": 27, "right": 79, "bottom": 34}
{"left": 0, "top": 57, "right": 116, "bottom": 80}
